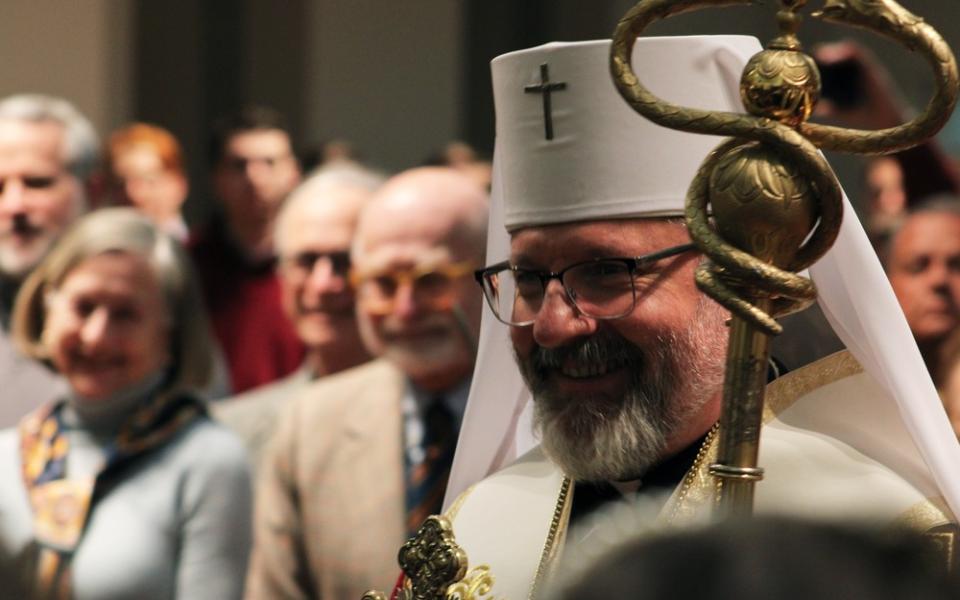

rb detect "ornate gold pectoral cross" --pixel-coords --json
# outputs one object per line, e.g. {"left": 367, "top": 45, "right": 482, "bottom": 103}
{"left": 362, "top": 515, "right": 494, "bottom": 600}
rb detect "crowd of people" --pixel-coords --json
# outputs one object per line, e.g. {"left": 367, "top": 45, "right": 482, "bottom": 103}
{"left": 0, "top": 32, "right": 959, "bottom": 600}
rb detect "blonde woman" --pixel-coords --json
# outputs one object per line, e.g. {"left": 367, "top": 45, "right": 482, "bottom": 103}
{"left": 0, "top": 208, "right": 251, "bottom": 598}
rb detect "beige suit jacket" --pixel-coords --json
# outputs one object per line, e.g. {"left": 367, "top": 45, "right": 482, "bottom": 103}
{"left": 212, "top": 367, "right": 314, "bottom": 475}
{"left": 246, "top": 359, "right": 407, "bottom": 600}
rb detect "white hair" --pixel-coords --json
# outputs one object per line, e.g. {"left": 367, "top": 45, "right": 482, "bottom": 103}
{"left": 531, "top": 296, "right": 728, "bottom": 482}
{"left": 0, "top": 94, "right": 100, "bottom": 180}
{"left": 274, "top": 162, "right": 385, "bottom": 256}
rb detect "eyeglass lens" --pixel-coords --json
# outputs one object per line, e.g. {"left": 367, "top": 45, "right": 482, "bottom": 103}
{"left": 287, "top": 252, "right": 351, "bottom": 276}
{"left": 486, "top": 260, "right": 637, "bottom": 325}
{"left": 356, "top": 264, "right": 468, "bottom": 314}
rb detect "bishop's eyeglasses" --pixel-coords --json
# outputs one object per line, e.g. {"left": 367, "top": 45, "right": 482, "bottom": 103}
{"left": 474, "top": 243, "right": 696, "bottom": 326}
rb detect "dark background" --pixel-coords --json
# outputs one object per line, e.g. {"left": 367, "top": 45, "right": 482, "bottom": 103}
{"left": 3, "top": 1, "right": 959, "bottom": 223}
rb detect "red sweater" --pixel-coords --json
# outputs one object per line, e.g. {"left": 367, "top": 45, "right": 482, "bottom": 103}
{"left": 188, "top": 221, "right": 304, "bottom": 394}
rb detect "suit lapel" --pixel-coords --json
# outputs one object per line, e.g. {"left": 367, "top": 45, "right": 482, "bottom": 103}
{"left": 342, "top": 363, "right": 407, "bottom": 441}
{"left": 338, "top": 362, "right": 408, "bottom": 542}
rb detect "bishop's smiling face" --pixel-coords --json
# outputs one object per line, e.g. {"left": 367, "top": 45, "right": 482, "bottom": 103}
{"left": 508, "top": 218, "right": 728, "bottom": 481}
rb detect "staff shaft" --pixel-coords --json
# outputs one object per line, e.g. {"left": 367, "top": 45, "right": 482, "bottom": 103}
{"left": 711, "top": 298, "right": 773, "bottom": 518}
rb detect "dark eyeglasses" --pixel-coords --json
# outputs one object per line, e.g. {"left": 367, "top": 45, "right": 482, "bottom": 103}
{"left": 474, "top": 243, "right": 696, "bottom": 326}
{"left": 282, "top": 251, "right": 352, "bottom": 279}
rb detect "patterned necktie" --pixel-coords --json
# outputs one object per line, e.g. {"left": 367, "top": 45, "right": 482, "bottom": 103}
{"left": 405, "top": 397, "right": 457, "bottom": 537}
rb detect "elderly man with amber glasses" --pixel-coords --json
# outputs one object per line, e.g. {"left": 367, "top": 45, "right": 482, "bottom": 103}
{"left": 245, "top": 166, "right": 488, "bottom": 600}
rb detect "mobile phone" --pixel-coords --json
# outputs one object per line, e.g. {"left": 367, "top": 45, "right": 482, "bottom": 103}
{"left": 817, "top": 58, "right": 866, "bottom": 109}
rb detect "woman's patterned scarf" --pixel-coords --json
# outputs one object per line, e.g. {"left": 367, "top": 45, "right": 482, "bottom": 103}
{"left": 18, "top": 392, "right": 203, "bottom": 599}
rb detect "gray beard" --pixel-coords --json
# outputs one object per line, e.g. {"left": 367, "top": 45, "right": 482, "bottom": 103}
{"left": 518, "top": 302, "right": 727, "bottom": 482}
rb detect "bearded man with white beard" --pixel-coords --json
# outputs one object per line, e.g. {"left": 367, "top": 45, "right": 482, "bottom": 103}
{"left": 376, "top": 37, "right": 960, "bottom": 600}
{"left": 516, "top": 263, "right": 728, "bottom": 486}
{"left": 0, "top": 94, "right": 98, "bottom": 425}
{"left": 246, "top": 166, "right": 488, "bottom": 600}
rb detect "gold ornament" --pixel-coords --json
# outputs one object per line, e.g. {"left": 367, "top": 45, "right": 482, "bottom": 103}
{"left": 398, "top": 516, "right": 468, "bottom": 600}
{"left": 362, "top": 515, "right": 473, "bottom": 600}
{"left": 611, "top": 0, "right": 959, "bottom": 517}
{"left": 446, "top": 566, "right": 497, "bottom": 600}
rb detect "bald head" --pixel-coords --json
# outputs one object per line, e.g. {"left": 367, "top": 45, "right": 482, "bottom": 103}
{"left": 276, "top": 164, "right": 383, "bottom": 257}
{"left": 352, "top": 167, "right": 489, "bottom": 391}
{"left": 354, "top": 167, "right": 488, "bottom": 266}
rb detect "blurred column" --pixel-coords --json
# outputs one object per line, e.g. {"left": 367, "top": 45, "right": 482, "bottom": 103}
{"left": 0, "top": 0, "right": 134, "bottom": 137}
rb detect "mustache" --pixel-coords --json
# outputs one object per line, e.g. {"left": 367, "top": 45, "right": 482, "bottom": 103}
{"left": 379, "top": 313, "right": 453, "bottom": 335}
{"left": 299, "top": 303, "right": 354, "bottom": 316}
{"left": 1, "top": 215, "right": 42, "bottom": 237}
{"left": 528, "top": 333, "right": 643, "bottom": 374}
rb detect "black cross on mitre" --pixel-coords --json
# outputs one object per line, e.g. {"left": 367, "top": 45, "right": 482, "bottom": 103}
{"left": 525, "top": 63, "right": 567, "bottom": 141}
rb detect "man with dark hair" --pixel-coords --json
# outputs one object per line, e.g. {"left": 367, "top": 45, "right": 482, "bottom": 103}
{"left": 884, "top": 197, "right": 960, "bottom": 384}
{"left": 190, "top": 106, "right": 304, "bottom": 394}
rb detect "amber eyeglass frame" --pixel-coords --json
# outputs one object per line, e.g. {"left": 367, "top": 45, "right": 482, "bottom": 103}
{"left": 349, "top": 260, "right": 477, "bottom": 315}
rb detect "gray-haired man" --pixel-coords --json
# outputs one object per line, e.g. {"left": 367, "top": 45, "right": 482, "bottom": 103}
{"left": 0, "top": 94, "right": 99, "bottom": 424}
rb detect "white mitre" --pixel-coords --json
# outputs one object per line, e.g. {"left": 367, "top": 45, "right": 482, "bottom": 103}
{"left": 445, "top": 35, "right": 960, "bottom": 523}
